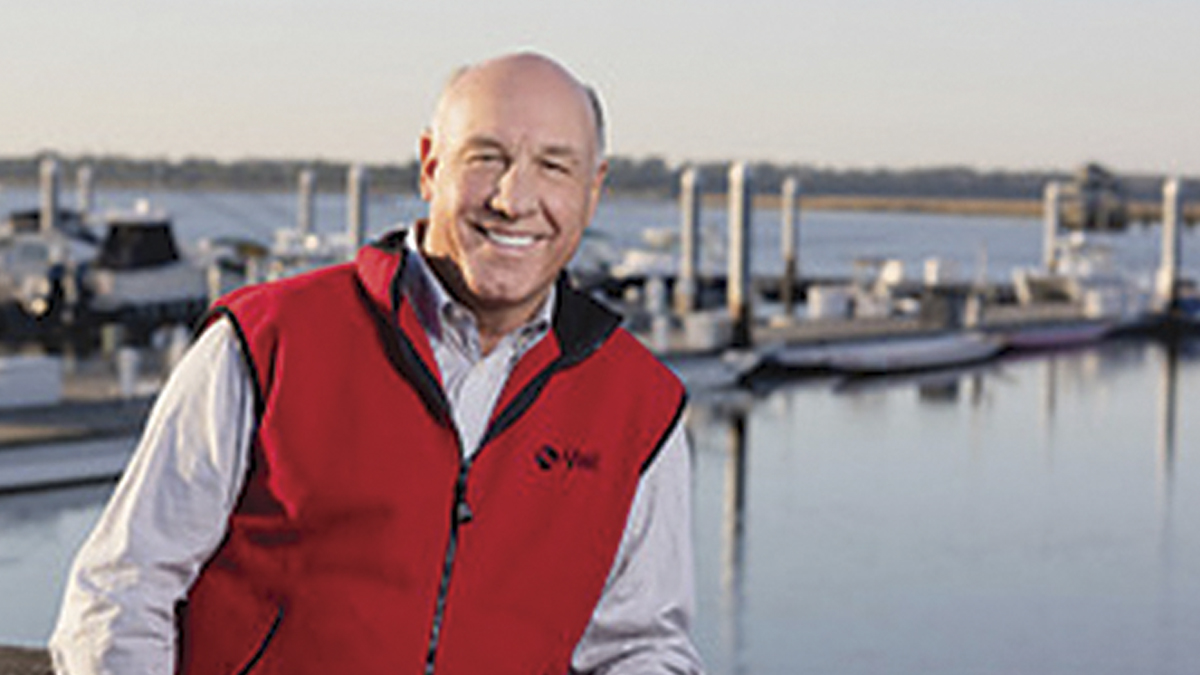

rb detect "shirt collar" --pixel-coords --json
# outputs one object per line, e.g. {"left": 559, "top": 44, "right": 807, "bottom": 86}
{"left": 401, "top": 224, "right": 554, "bottom": 358}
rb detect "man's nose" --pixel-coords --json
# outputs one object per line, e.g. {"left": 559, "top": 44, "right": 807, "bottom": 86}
{"left": 489, "top": 162, "right": 537, "bottom": 219}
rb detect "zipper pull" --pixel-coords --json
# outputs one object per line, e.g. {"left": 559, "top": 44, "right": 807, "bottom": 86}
{"left": 454, "top": 467, "right": 473, "bottom": 525}
{"left": 455, "top": 499, "right": 474, "bottom": 524}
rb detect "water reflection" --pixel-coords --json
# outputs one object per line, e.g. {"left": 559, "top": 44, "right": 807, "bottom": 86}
{"left": 1157, "top": 341, "right": 1179, "bottom": 513}
{"left": 688, "top": 338, "right": 1200, "bottom": 675}
{"left": 720, "top": 410, "right": 748, "bottom": 675}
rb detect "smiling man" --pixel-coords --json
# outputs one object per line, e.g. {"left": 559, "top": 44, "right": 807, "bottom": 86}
{"left": 420, "top": 55, "right": 607, "bottom": 351}
{"left": 51, "top": 52, "right": 704, "bottom": 675}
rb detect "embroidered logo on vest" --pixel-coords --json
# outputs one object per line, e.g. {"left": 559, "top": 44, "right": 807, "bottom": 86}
{"left": 535, "top": 444, "right": 599, "bottom": 472}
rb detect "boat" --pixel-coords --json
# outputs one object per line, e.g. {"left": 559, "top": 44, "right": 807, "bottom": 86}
{"left": 822, "top": 332, "right": 1004, "bottom": 376}
{"left": 996, "top": 319, "right": 1114, "bottom": 351}
{"left": 0, "top": 207, "right": 98, "bottom": 343}
{"left": 2, "top": 200, "right": 212, "bottom": 347}
{"left": 80, "top": 201, "right": 210, "bottom": 342}
{"left": 751, "top": 331, "right": 1004, "bottom": 379}
{"left": 1010, "top": 231, "right": 1151, "bottom": 328}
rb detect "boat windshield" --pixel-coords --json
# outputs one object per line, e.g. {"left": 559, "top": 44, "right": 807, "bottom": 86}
{"left": 95, "top": 222, "right": 181, "bottom": 269}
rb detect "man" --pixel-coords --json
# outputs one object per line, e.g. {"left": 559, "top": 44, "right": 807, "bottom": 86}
{"left": 51, "top": 52, "right": 704, "bottom": 674}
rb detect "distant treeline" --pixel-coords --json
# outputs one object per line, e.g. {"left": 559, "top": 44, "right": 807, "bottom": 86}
{"left": 0, "top": 154, "right": 1185, "bottom": 203}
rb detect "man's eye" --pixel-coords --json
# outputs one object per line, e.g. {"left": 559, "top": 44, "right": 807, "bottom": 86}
{"left": 541, "top": 159, "right": 571, "bottom": 175}
{"left": 468, "top": 152, "right": 504, "bottom": 165}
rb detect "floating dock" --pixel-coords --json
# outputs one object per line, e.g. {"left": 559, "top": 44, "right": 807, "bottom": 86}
{"left": 0, "top": 646, "right": 50, "bottom": 675}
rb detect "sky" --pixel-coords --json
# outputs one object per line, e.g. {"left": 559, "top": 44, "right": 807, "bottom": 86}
{"left": 3, "top": 0, "right": 1198, "bottom": 176}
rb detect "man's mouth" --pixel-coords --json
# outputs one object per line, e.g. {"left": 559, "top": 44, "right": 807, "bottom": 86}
{"left": 474, "top": 224, "right": 540, "bottom": 249}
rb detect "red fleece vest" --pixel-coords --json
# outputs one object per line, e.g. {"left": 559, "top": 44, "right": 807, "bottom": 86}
{"left": 177, "top": 239, "right": 686, "bottom": 675}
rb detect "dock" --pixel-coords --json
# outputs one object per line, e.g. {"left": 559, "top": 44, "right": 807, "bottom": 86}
{"left": 0, "top": 355, "right": 154, "bottom": 493}
{"left": 0, "top": 647, "right": 49, "bottom": 675}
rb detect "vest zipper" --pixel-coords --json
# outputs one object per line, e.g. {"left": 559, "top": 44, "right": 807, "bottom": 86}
{"left": 424, "top": 460, "right": 472, "bottom": 675}
{"left": 418, "top": 348, "right": 579, "bottom": 672}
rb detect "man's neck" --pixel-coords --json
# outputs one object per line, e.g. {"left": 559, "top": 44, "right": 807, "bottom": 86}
{"left": 408, "top": 224, "right": 551, "bottom": 357}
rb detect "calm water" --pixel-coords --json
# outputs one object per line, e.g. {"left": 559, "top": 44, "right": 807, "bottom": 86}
{"left": 3, "top": 190, "right": 1200, "bottom": 672}
{"left": 3, "top": 340, "right": 1199, "bottom": 674}
{"left": 689, "top": 339, "right": 1200, "bottom": 674}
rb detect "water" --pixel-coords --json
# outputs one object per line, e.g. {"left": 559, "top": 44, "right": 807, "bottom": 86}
{"left": 4, "top": 341, "right": 1198, "bottom": 673}
{"left": 3, "top": 190, "right": 1200, "bottom": 671}
{"left": 0, "top": 477, "right": 120, "bottom": 644}
{"left": 690, "top": 339, "right": 1200, "bottom": 675}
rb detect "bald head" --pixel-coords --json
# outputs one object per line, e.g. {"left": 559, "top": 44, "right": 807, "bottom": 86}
{"left": 429, "top": 52, "right": 606, "bottom": 162}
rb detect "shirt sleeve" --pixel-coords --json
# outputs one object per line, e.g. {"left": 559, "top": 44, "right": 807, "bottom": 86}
{"left": 571, "top": 418, "right": 707, "bottom": 674}
{"left": 49, "top": 319, "right": 255, "bottom": 675}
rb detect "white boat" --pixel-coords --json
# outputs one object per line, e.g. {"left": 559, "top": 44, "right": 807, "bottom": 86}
{"left": 754, "top": 331, "right": 1004, "bottom": 378}
{"left": 1011, "top": 232, "right": 1151, "bottom": 328}
{"left": 824, "top": 332, "right": 1003, "bottom": 375}
{"left": 0, "top": 207, "right": 97, "bottom": 336}
{"left": 997, "top": 320, "right": 1114, "bottom": 351}
{"left": 82, "top": 201, "right": 209, "bottom": 338}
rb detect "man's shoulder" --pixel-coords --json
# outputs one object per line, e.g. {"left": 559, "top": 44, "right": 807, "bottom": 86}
{"left": 219, "top": 263, "right": 359, "bottom": 313}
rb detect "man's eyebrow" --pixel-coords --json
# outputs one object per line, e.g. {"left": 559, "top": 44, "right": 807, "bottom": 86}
{"left": 456, "top": 135, "right": 588, "bottom": 164}
{"left": 459, "top": 135, "right": 506, "bottom": 153}
{"left": 540, "top": 144, "right": 587, "bottom": 164}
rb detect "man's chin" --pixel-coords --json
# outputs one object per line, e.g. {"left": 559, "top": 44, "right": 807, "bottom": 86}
{"left": 466, "top": 281, "right": 548, "bottom": 313}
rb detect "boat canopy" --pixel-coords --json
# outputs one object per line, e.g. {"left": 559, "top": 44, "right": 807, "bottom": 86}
{"left": 94, "top": 220, "right": 181, "bottom": 269}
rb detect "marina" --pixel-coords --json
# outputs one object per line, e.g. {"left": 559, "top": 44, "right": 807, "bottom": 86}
{"left": 1, "top": 164, "right": 1198, "bottom": 480}
{"left": 5, "top": 1, "right": 1199, "bottom": 670}
{"left": 1, "top": 170, "right": 1199, "bottom": 673}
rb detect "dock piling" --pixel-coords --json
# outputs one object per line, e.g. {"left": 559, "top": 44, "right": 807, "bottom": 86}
{"left": 780, "top": 175, "right": 801, "bottom": 318}
{"left": 727, "top": 162, "right": 753, "bottom": 348}
{"left": 1042, "top": 181, "right": 1061, "bottom": 271}
{"left": 298, "top": 168, "right": 316, "bottom": 236}
{"left": 674, "top": 166, "right": 702, "bottom": 316}
{"left": 646, "top": 275, "right": 671, "bottom": 352}
{"left": 76, "top": 164, "right": 94, "bottom": 218}
{"left": 39, "top": 157, "right": 59, "bottom": 235}
{"left": 1156, "top": 178, "right": 1184, "bottom": 309}
{"left": 347, "top": 164, "right": 369, "bottom": 256}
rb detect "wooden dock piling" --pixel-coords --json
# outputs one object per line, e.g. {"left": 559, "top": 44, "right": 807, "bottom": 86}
{"left": 38, "top": 157, "right": 59, "bottom": 235}
{"left": 347, "top": 164, "right": 369, "bottom": 255}
{"left": 780, "top": 175, "right": 800, "bottom": 318}
{"left": 675, "top": 166, "right": 702, "bottom": 315}
{"left": 1156, "top": 178, "right": 1183, "bottom": 308}
{"left": 297, "top": 168, "right": 316, "bottom": 236}
{"left": 1042, "top": 181, "right": 1061, "bottom": 271}
{"left": 75, "top": 164, "right": 93, "bottom": 217}
{"left": 727, "top": 162, "right": 752, "bottom": 348}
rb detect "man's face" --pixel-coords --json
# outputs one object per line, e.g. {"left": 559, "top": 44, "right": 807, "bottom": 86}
{"left": 419, "top": 57, "right": 606, "bottom": 331}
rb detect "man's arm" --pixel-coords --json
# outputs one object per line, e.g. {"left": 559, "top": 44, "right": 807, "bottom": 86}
{"left": 50, "top": 320, "right": 255, "bottom": 674}
{"left": 572, "top": 421, "right": 706, "bottom": 674}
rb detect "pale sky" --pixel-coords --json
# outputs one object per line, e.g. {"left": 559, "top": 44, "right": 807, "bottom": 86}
{"left": 3, "top": 0, "right": 1198, "bottom": 175}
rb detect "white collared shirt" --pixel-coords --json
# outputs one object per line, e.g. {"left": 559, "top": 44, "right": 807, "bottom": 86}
{"left": 50, "top": 236, "right": 704, "bottom": 674}
{"left": 401, "top": 228, "right": 554, "bottom": 459}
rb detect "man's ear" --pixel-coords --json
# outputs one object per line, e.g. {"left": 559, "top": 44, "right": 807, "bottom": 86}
{"left": 590, "top": 159, "right": 609, "bottom": 203}
{"left": 418, "top": 130, "right": 436, "bottom": 201}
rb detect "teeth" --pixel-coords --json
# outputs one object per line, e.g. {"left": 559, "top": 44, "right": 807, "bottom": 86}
{"left": 484, "top": 230, "right": 537, "bottom": 248}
